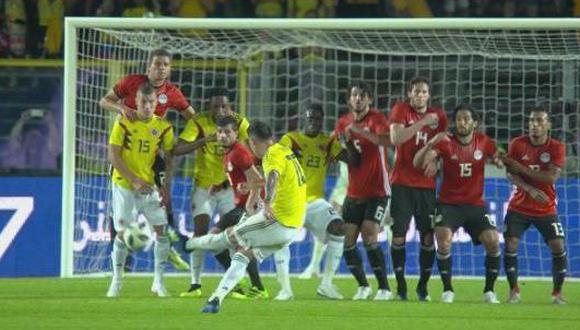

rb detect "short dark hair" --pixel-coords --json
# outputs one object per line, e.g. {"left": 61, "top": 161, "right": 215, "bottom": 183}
{"left": 306, "top": 103, "right": 324, "bottom": 117}
{"left": 248, "top": 120, "right": 273, "bottom": 141}
{"left": 207, "top": 87, "right": 230, "bottom": 100}
{"left": 150, "top": 48, "right": 172, "bottom": 62}
{"left": 453, "top": 104, "right": 479, "bottom": 122}
{"left": 346, "top": 81, "right": 373, "bottom": 99}
{"left": 138, "top": 82, "right": 156, "bottom": 96}
{"left": 216, "top": 116, "right": 239, "bottom": 130}
{"left": 407, "top": 76, "right": 431, "bottom": 93}
{"left": 528, "top": 105, "right": 550, "bottom": 118}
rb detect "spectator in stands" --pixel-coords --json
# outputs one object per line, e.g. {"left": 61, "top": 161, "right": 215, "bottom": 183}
{"left": 390, "top": 0, "right": 433, "bottom": 17}
{"left": 288, "top": 0, "right": 335, "bottom": 18}
{"left": 166, "top": 0, "right": 214, "bottom": 17}
{"left": 5, "top": 0, "right": 27, "bottom": 57}
{"left": 336, "top": 0, "right": 389, "bottom": 18}
{"left": 443, "top": 0, "right": 470, "bottom": 16}
{"left": 38, "top": 0, "right": 64, "bottom": 57}
{"left": 253, "top": 0, "right": 285, "bottom": 18}
{"left": 122, "top": 0, "right": 160, "bottom": 17}
{"left": 0, "top": 109, "right": 60, "bottom": 171}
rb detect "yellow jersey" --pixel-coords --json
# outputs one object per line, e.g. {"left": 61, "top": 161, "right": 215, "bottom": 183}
{"left": 178, "top": 112, "right": 249, "bottom": 189}
{"left": 109, "top": 116, "right": 174, "bottom": 190}
{"left": 279, "top": 132, "right": 342, "bottom": 202}
{"left": 262, "top": 143, "right": 307, "bottom": 228}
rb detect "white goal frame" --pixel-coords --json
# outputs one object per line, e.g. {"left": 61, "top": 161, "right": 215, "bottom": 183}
{"left": 62, "top": 17, "right": 580, "bottom": 277}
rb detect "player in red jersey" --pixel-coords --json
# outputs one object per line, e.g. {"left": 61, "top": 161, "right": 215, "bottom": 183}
{"left": 99, "top": 49, "right": 195, "bottom": 271}
{"left": 333, "top": 81, "right": 393, "bottom": 300}
{"left": 413, "top": 104, "right": 503, "bottom": 303}
{"left": 388, "top": 76, "right": 448, "bottom": 301}
{"left": 500, "top": 106, "right": 567, "bottom": 304}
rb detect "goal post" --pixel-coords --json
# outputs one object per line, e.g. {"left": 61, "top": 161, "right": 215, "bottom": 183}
{"left": 63, "top": 17, "right": 580, "bottom": 278}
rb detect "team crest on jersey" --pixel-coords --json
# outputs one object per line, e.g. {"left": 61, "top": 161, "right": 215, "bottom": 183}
{"left": 151, "top": 129, "right": 159, "bottom": 136}
{"left": 473, "top": 150, "right": 483, "bottom": 160}
{"left": 540, "top": 152, "right": 551, "bottom": 163}
{"left": 158, "top": 93, "right": 168, "bottom": 105}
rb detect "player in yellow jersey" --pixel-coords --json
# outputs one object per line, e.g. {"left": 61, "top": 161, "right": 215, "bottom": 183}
{"left": 106, "top": 83, "right": 174, "bottom": 298}
{"left": 173, "top": 88, "right": 250, "bottom": 297}
{"left": 185, "top": 121, "right": 306, "bottom": 313}
{"left": 273, "top": 104, "right": 360, "bottom": 300}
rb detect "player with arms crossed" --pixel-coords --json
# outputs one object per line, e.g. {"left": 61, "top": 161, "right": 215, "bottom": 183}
{"left": 185, "top": 121, "right": 307, "bottom": 313}
{"left": 106, "top": 83, "right": 174, "bottom": 297}
{"left": 413, "top": 104, "right": 503, "bottom": 303}
{"left": 173, "top": 88, "right": 250, "bottom": 297}
{"left": 501, "top": 106, "right": 568, "bottom": 304}
{"left": 273, "top": 104, "right": 360, "bottom": 300}
{"left": 389, "top": 76, "right": 448, "bottom": 301}
{"left": 99, "top": 48, "right": 194, "bottom": 270}
{"left": 334, "top": 82, "right": 393, "bottom": 300}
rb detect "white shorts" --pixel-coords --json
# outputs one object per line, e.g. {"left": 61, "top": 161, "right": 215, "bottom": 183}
{"left": 233, "top": 211, "right": 299, "bottom": 262}
{"left": 192, "top": 186, "right": 235, "bottom": 218}
{"left": 304, "top": 198, "right": 342, "bottom": 243}
{"left": 111, "top": 183, "right": 167, "bottom": 231}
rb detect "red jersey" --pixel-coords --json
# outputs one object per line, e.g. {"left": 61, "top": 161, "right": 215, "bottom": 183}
{"left": 334, "top": 109, "right": 390, "bottom": 199}
{"left": 389, "top": 102, "right": 448, "bottom": 189}
{"left": 224, "top": 142, "right": 257, "bottom": 208}
{"left": 434, "top": 132, "right": 496, "bottom": 206}
{"left": 507, "top": 136, "right": 565, "bottom": 216}
{"left": 113, "top": 74, "right": 189, "bottom": 118}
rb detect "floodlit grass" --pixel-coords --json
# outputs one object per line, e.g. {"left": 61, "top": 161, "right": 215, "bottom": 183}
{"left": 1, "top": 277, "right": 578, "bottom": 329}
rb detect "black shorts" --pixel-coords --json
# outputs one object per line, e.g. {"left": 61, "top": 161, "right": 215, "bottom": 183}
{"left": 504, "top": 211, "right": 564, "bottom": 243}
{"left": 342, "top": 196, "right": 389, "bottom": 227}
{"left": 434, "top": 203, "right": 496, "bottom": 245}
{"left": 152, "top": 155, "right": 166, "bottom": 188}
{"left": 390, "top": 184, "right": 436, "bottom": 237}
{"left": 215, "top": 207, "right": 245, "bottom": 232}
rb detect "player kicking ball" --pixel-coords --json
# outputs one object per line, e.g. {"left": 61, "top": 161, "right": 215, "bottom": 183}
{"left": 414, "top": 104, "right": 503, "bottom": 304}
{"left": 106, "top": 83, "right": 174, "bottom": 298}
{"left": 185, "top": 121, "right": 306, "bottom": 313}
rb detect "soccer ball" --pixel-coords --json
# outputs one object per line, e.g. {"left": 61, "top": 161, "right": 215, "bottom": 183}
{"left": 122, "top": 225, "right": 150, "bottom": 251}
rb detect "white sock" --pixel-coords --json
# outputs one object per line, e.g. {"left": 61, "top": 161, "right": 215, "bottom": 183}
{"left": 154, "top": 236, "right": 170, "bottom": 285}
{"left": 322, "top": 234, "right": 344, "bottom": 287}
{"left": 308, "top": 238, "right": 327, "bottom": 273}
{"left": 190, "top": 250, "right": 205, "bottom": 285}
{"left": 209, "top": 252, "right": 250, "bottom": 304}
{"left": 112, "top": 236, "right": 129, "bottom": 283}
{"left": 274, "top": 246, "right": 293, "bottom": 294}
{"left": 189, "top": 232, "right": 232, "bottom": 252}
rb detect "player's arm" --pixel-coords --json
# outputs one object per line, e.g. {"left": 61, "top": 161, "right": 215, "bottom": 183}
{"left": 179, "top": 106, "right": 196, "bottom": 120}
{"left": 347, "top": 124, "right": 391, "bottom": 147}
{"left": 503, "top": 159, "right": 562, "bottom": 185}
{"left": 507, "top": 173, "right": 550, "bottom": 203}
{"left": 334, "top": 134, "right": 361, "bottom": 166}
{"left": 243, "top": 165, "right": 264, "bottom": 214}
{"left": 389, "top": 113, "right": 439, "bottom": 146}
{"left": 173, "top": 136, "right": 214, "bottom": 156}
{"left": 413, "top": 132, "right": 447, "bottom": 168}
{"left": 263, "top": 169, "right": 279, "bottom": 220}
{"left": 108, "top": 144, "right": 153, "bottom": 194}
{"left": 99, "top": 89, "right": 136, "bottom": 119}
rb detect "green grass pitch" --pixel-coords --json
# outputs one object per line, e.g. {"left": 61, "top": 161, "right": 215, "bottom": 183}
{"left": 1, "top": 277, "right": 579, "bottom": 329}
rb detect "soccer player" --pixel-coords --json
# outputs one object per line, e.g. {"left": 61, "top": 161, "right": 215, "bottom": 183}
{"left": 333, "top": 81, "right": 392, "bottom": 300}
{"left": 273, "top": 104, "right": 358, "bottom": 300}
{"left": 500, "top": 107, "right": 567, "bottom": 304}
{"left": 173, "top": 88, "right": 250, "bottom": 297}
{"left": 99, "top": 48, "right": 194, "bottom": 271}
{"left": 106, "top": 83, "right": 174, "bottom": 297}
{"left": 413, "top": 104, "right": 503, "bottom": 303}
{"left": 185, "top": 120, "right": 307, "bottom": 313}
{"left": 388, "top": 76, "right": 448, "bottom": 301}
{"left": 206, "top": 115, "right": 269, "bottom": 298}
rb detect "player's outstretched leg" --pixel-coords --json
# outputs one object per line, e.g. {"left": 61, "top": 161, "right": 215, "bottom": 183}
{"left": 107, "top": 236, "right": 129, "bottom": 297}
{"left": 274, "top": 246, "right": 294, "bottom": 301}
{"left": 202, "top": 252, "right": 251, "bottom": 313}
{"left": 300, "top": 237, "right": 326, "bottom": 279}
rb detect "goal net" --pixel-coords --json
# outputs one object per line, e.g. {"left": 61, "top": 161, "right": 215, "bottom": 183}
{"left": 63, "top": 18, "right": 580, "bottom": 278}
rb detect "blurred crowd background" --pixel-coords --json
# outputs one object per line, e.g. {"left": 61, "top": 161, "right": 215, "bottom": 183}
{"left": 0, "top": 0, "right": 579, "bottom": 175}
